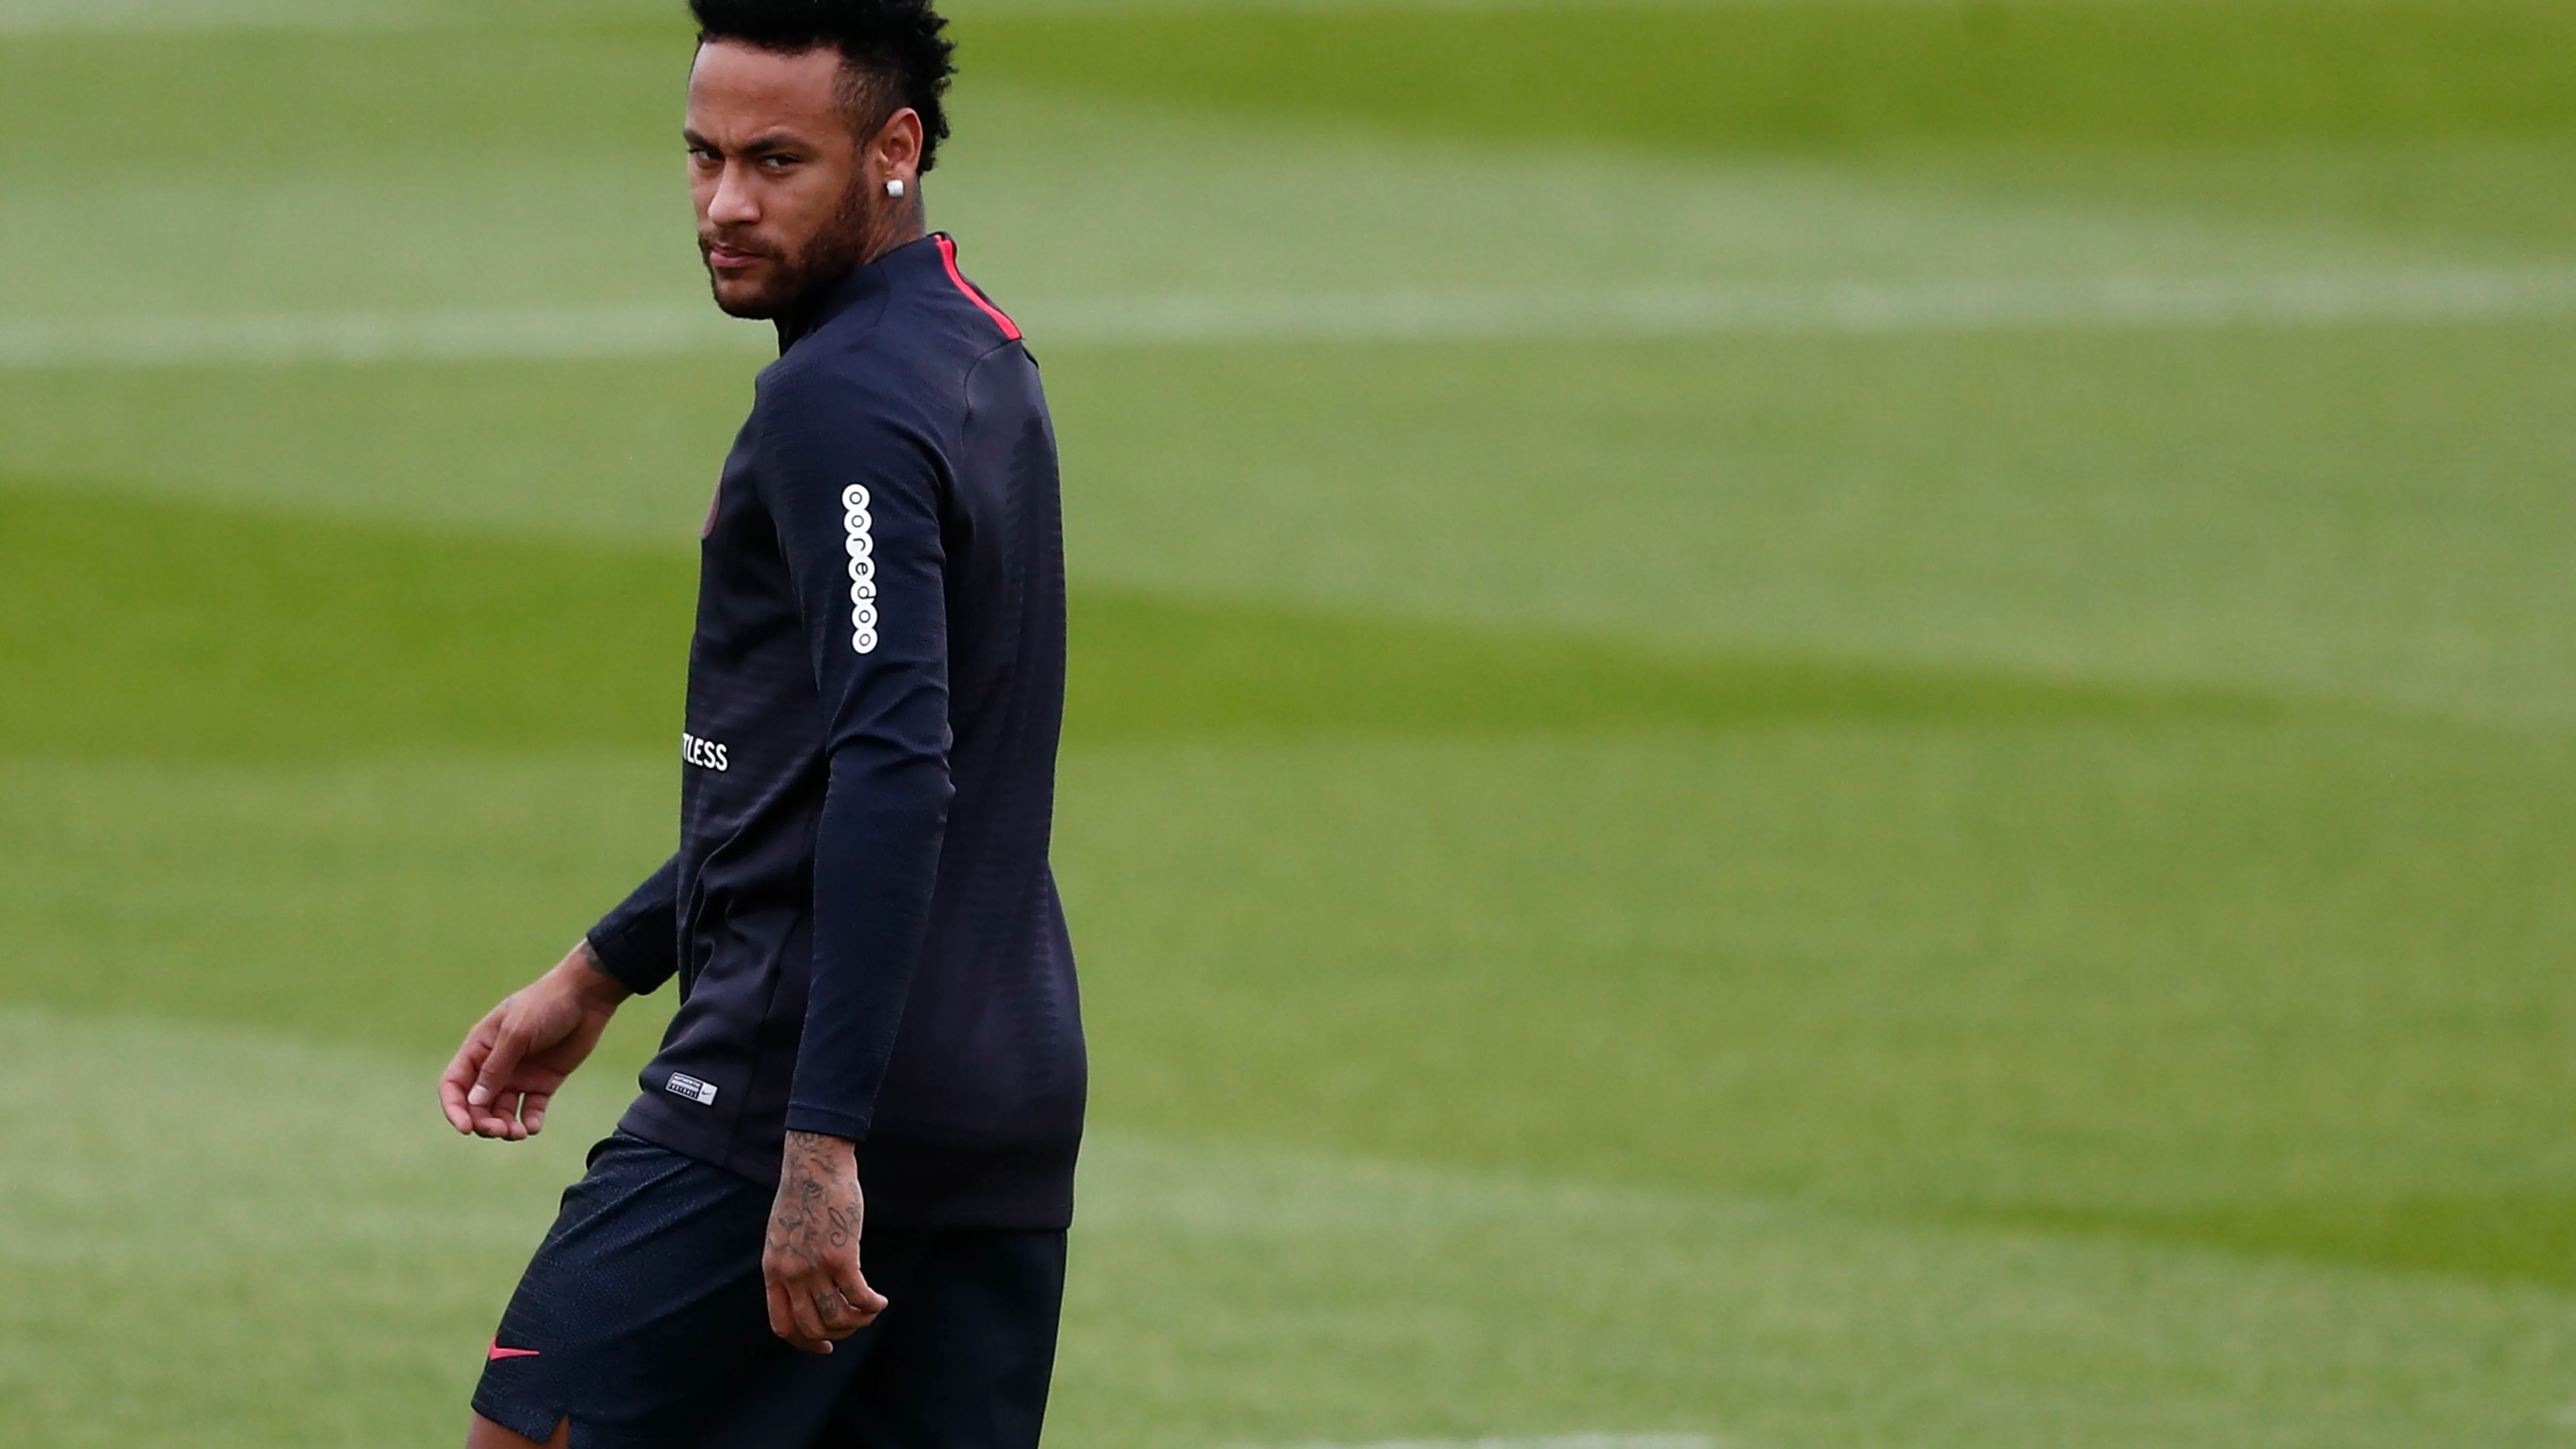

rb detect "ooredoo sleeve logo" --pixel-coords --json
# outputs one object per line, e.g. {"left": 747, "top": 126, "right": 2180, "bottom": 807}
{"left": 842, "top": 483, "right": 879, "bottom": 655}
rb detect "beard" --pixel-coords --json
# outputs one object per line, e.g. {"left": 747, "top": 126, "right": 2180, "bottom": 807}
{"left": 700, "top": 175, "right": 877, "bottom": 322}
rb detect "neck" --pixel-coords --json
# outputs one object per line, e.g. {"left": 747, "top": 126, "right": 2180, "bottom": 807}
{"left": 855, "top": 196, "right": 926, "bottom": 272}
{"left": 772, "top": 200, "right": 927, "bottom": 342}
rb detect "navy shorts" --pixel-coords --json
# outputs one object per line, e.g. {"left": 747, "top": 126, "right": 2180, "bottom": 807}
{"left": 473, "top": 1134, "right": 1066, "bottom": 1449}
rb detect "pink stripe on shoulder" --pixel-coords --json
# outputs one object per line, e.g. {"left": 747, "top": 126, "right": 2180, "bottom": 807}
{"left": 935, "top": 234, "right": 1022, "bottom": 342}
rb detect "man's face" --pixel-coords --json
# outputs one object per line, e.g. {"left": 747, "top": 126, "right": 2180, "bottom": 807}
{"left": 686, "top": 41, "right": 873, "bottom": 319}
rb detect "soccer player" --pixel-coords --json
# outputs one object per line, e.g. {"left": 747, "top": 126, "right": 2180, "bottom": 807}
{"left": 434, "top": 2, "right": 1084, "bottom": 1444}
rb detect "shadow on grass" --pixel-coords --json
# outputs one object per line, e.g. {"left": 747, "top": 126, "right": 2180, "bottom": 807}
{"left": 1068, "top": 591, "right": 2269, "bottom": 741}
{"left": 2, "top": 478, "right": 2268, "bottom": 759}
{"left": 969, "top": 1, "right": 2576, "bottom": 157}
{"left": 1986, "top": 1196, "right": 2576, "bottom": 1290}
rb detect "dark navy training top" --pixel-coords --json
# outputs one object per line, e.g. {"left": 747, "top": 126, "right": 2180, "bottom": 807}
{"left": 583, "top": 234, "right": 1085, "bottom": 1230}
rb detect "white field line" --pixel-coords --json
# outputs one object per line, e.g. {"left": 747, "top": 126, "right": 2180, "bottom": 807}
{"left": 1040, "top": 267, "right": 2576, "bottom": 343}
{"left": 7, "top": 267, "right": 2576, "bottom": 368}
{"left": 0, "top": 305, "right": 774, "bottom": 369}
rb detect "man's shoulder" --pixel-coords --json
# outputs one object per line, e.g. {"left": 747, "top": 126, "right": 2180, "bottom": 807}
{"left": 750, "top": 241, "right": 1028, "bottom": 445}
{"left": 855, "top": 236, "right": 1028, "bottom": 385}
{"left": 752, "top": 334, "right": 942, "bottom": 442}
{"left": 743, "top": 338, "right": 962, "bottom": 496}
{"left": 757, "top": 310, "right": 984, "bottom": 419}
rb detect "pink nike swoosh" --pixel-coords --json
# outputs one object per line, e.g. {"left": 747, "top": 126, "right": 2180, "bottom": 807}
{"left": 487, "top": 1340, "right": 541, "bottom": 1361}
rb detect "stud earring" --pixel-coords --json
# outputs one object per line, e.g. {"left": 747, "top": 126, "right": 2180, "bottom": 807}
{"left": 885, "top": 178, "right": 906, "bottom": 199}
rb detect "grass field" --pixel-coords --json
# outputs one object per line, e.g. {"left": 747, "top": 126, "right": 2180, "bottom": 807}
{"left": 6, "top": 1, "right": 2576, "bottom": 1445}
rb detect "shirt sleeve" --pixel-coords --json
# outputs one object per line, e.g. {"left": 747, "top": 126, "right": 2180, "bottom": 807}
{"left": 755, "top": 368, "right": 956, "bottom": 1143}
{"left": 585, "top": 854, "right": 682, "bottom": 995}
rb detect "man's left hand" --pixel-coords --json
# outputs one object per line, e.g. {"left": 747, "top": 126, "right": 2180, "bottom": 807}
{"left": 764, "top": 1131, "right": 888, "bottom": 1353}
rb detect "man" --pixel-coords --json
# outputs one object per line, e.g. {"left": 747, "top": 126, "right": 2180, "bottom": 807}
{"left": 435, "top": 2, "right": 1084, "bottom": 1444}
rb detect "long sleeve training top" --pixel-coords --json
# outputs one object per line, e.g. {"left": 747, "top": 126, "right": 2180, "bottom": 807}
{"left": 583, "top": 234, "right": 1085, "bottom": 1229}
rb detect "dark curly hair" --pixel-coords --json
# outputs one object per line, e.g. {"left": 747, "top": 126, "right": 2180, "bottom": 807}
{"left": 690, "top": 0, "right": 958, "bottom": 172}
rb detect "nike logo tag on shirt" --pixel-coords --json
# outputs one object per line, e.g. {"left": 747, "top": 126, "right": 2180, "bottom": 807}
{"left": 487, "top": 1341, "right": 540, "bottom": 1361}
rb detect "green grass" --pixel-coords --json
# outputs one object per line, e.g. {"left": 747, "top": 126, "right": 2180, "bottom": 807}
{"left": 7, "top": 2, "right": 2576, "bottom": 1445}
{"left": 0, "top": 483, "right": 691, "bottom": 759}
{"left": 13, "top": 1012, "right": 2572, "bottom": 1449}
{"left": 0, "top": 481, "right": 2262, "bottom": 762}
{"left": 969, "top": 1, "right": 2576, "bottom": 154}
{"left": 1057, "top": 725, "right": 2576, "bottom": 1245}
{"left": 0, "top": 26, "right": 686, "bottom": 171}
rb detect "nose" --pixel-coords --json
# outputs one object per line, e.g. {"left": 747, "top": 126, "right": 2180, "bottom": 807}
{"left": 707, "top": 161, "right": 759, "bottom": 227}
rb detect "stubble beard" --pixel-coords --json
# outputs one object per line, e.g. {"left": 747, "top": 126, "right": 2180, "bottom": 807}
{"left": 703, "top": 176, "right": 879, "bottom": 323}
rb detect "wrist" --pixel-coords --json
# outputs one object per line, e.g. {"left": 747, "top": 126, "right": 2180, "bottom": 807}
{"left": 783, "top": 1129, "right": 857, "bottom": 1173}
{"left": 558, "top": 940, "right": 633, "bottom": 1008}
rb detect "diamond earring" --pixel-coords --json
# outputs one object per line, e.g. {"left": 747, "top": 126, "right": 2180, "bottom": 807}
{"left": 885, "top": 178, "right": 906, "bottom": 199}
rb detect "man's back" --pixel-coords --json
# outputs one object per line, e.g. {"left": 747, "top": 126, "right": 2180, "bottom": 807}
{"left": 589, "top": 232, "right": 1087, "bottom": 1226}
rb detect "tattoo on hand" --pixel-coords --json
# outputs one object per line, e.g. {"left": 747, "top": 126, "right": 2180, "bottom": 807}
{"left": 768, "top": 1130, "right": 858, "bottom": 1273}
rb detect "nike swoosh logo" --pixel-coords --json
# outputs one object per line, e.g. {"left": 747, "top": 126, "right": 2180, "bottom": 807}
{"left": 487, "top": 1340, "right": 540, "bottom": 1361}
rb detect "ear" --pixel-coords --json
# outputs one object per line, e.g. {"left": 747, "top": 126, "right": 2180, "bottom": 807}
{"left": 869, "top": 107, "right": 925, "bottom": 193}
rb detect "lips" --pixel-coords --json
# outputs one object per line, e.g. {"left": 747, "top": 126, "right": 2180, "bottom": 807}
{"left": 702, "top": 239, "right": 774, "bottom": 271}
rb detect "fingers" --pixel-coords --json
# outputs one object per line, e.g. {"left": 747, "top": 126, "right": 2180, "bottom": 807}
{"left": 831, "top": 1260, "right": 888, "bottom": 1326}
{"left": 764, "top": 1258, "right": 882, "bottom": 1352}
{"left": 438, "top": 1072, "right": 476, "bottom": 1134}
{"left": 444, "top": 978, "right": 598, "bottom": 1141}
{"left": 767, "top": 1273, "right": 835, "bottom": 1354}
{"left": 468, "top": 1013, "right": 531, "bottom": 1121}
{"left": 439, "top": 1010, "right": 503, "bottom": 1135}
{"left": 809, "top": 1284, "right": 873, "bottom": 1338}
{"left": 786, "top": 1273, "right": 833, "bottom": 1346}
{"left": 466, "top": 1079, "right": 529, "bottom": 1140}
{"left": 803, "top": 1263, "right": 882, "bottom": 1337}
{"left": 766, "top": 1276, "right": 793, "bottom": 1341}
{"left": 485, "top": 1093, "right": 533, "bottom": 1141}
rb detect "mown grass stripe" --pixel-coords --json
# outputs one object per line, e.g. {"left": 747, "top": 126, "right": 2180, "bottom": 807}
{"left": 8, "top": 266, "right": 2576, "bottom": 369}
{"left": 0, "top": 481, "right": 2264, "bottom": 762}
{"left": 0, "top": 2, "right": 422, "bottom": 34}
{"left": 970, "top": 1, "right": 2576, "bottom": 152}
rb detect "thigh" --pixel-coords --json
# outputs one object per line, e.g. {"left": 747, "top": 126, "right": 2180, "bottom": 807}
{"left": 472, "top": 1135, "right": 814, "bottom": 1449}
{"left": 822, "top": 1231, "right": 1070, "bottom": 1449}
{"left": 692, "top": 1229, "right": 938, "bottom": 1449}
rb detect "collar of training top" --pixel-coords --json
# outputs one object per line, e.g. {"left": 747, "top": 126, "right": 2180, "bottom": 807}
{"left": 772, "top": 232, "right": 944, "bottom": 353}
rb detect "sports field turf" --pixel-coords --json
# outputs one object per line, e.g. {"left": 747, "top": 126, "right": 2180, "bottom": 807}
{"left": 6, "top": 2, "right": 2576, "bottom": 1444}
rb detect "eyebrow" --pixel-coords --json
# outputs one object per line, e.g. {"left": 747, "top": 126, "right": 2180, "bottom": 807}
{"left": 682, "top": 129, "right": 813, "bottom": 157}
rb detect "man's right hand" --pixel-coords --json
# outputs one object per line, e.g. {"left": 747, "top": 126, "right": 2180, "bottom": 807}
{"left": 440, "top": 940, "right": 632, "bottom": 1140}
